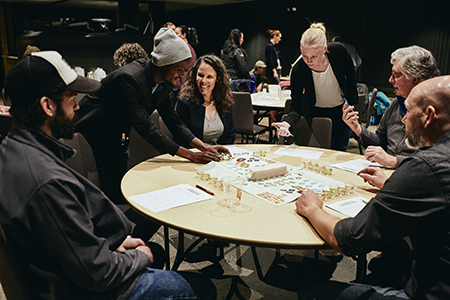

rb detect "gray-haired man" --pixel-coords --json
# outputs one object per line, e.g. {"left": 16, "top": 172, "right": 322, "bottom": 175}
{"left": 343, "top": 45, "right": 440, "bottom": 168}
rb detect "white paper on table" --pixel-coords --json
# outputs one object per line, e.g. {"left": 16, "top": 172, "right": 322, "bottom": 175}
{"left": 225, "top": 146, "right": 248, "bottom": 156}
{"left": 330, "top": 159, "right": 383, "bottom": 174}
{"left": 326, "top": 196, "right": 370, "bottom": 217}
{"left": 273, "top": 147, "right": 323, "bottom": 159}
{"left": 225, "top": 146, "right": 266, "bottom": 157}
{"left": 129, "top": 184, "right": 213, "bottom": 213}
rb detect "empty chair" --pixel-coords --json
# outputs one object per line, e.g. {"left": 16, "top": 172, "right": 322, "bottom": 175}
{"left": 279, "top": 116, "right": 332, "bottom": 149}
{"left": 0, "top": 113, "right": 12, "bottom": 142}
{"left": 127, "top": 127, "right": 162, "bottom": 170}
{"left": 284, "top": 99, "right": 292, "bottom": 114}
{"left": 232, "top": 92, "right": 268, "bottom": 143}
{"left": 362, "top": 88, "right": 378, "bottom": 128}
{"left": 0, "top": 224, "right": 32, "bottom": 300}
{"left": 68, "top": 22, "right": 95, "bottom": 34}
{"left": 62, "top": 132, "right": 100, "bottom": 188}
{"left": 127, "top": 111, "right": 169, "bottom": 170}
{"left": 356, "top": 87, "right": 378, "bottom": 154}
{"left": 355, "top": 83, "right": 370, "bottom": 121}
{"left": 309, "top": 117, "right": 333, "bottom": 149}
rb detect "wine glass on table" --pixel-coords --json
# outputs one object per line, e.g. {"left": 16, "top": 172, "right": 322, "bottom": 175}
{"left": 217, "top": 176, "right": 251, "bottom": 213}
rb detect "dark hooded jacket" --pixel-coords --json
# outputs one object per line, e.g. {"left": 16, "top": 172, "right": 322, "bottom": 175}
{"left": 220, "top": 41, "right": 250, "bottom": 80}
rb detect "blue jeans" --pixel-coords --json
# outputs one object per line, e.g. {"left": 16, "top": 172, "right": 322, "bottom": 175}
{"left": 128, "top": 268, "right": 216, "bottom": 300}
{"left": 298, "top": 280, "right": 410, "bottom": 300}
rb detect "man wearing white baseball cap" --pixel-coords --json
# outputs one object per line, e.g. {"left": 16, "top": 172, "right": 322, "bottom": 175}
{"left": 249, "top": 60, "right": 269, "bottom": 93}
{"left": 1, "top": 50, "right": 216, "bottom": 300}
{"left": 77, "top": 27, "right": 228, "bottom": 207}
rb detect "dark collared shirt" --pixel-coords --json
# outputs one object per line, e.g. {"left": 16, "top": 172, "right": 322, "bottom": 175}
{"left": 335, "top": 129, "right": 450, "bottom": 299}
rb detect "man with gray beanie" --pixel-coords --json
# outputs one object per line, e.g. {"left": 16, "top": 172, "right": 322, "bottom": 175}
{"left": 77, "top": 27, "right": 228, "bottom": 207}
{"left": 1, "top": 50, "right": 216, "bottom": 300}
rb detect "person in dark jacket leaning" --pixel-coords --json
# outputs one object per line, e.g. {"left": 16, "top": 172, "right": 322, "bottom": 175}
{"left": 275, "top": 23, "right": 358, "bottom": 151}
{"left": 176, "top": 54, "right": 236, "bottom": 147}
{"left": 0, "top": 51, "right": 216, "bottom": 300}
{"left": 220, "top": 28, "right": 251, "bottom": 91}
{"left": 77, "top": 28, "right": 227, "bottom": 205}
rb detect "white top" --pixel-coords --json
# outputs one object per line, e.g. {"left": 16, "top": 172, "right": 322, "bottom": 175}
{"left": 312, "top": 64, "right": 344, "bottom": 108}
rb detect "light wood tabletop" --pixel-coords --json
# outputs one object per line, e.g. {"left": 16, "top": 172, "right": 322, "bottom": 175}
{"left": 122, "top": 144, "right": 384, "bottom": 250}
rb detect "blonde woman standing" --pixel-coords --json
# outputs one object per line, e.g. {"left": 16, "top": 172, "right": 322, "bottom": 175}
{"left": 275, "top": 23, "right": 357, "bottom": 151}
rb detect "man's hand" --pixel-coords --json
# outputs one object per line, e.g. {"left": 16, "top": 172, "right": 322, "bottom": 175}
{"left": 295, "top": 189, "right": 323, "bottom": 218}
{"left": 117, "top": 237, "right": 154, "bottom": 262}
{"left": 295, "top": 189, "right": 343, "bottom": 254}
{"left": 342, "top": 103, "right": 362, "bottom": 137}
{"left": 365, "top": 146, "right": 397, "bottom": 168}
{"left": 357, "top": 167, "right": 388, "bottom": 189}
{"left": 273, "top": 121, "right": 292, "bottom": 137}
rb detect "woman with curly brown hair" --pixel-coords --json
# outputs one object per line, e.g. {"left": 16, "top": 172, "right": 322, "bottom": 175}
{"left": 113, "top": 43, "right": 148, "bottom": 67}
{"left": 176, "top": 54, "right": 236, "bottom": 147}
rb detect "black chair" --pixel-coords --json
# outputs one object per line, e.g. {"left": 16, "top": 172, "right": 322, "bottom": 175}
{"left": 62, "top": 132, "right": 100, "bottom": 188}
{"left": 127, "top": 111, "right": 165, "bottom": 170}
{"left": 355, "top": 83, "right": 370, "bottom": 122}
{"left": 232, "top": 92, "right": 269, "bottom": 143}
{"left": 0, "top": 224, "right": 32, "bottom": 300}
{"left": 284, "top": 99, "right": 292, "bottom": 114}
{"left": 68, "top": 22, "right": 95, "bottom": 34}
{"left": 0, "top": 113, "right": 13, "bottom": 142}
{"left": 356, "top": 87, "right": 378, "bottom": 154}
{"left": 279, "top": 116, "right": 333, "bottom": 149}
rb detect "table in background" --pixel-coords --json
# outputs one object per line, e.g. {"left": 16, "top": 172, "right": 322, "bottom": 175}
{"left": 121, "top": 145, "right": 382, "bottom": 276}
{"left": 251, "top": 92, "right": 291, "bottom": 142}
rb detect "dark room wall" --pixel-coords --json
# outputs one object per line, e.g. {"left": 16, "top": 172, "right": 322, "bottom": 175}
{"left": 3, "top": 0, "right": 450, "bottom": 95}
{"left": 167, "top": 0, "right": 450, "bottom": 93}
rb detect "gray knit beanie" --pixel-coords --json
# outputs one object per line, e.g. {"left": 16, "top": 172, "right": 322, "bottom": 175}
{"left": 151, "top": 27, "right": 191, "bottom": 66}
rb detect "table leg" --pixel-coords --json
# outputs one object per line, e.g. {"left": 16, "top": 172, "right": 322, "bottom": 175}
{"left": 251, "top": 246, "right": 264, "bottom": 280}
{"left": 171, "top": 231, "right": 207, "bottom": 271}
{"left": 164, "top": 226, "right": 170, "bottom": 270}
{"left": 355, "top": 252, "right": 367, "bottom": 283}
{"left": 171, "top": 230, "right": 185, "bottom": 271}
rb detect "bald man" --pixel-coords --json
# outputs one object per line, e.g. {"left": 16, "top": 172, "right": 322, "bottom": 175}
{"left": 297, "top": 76, "right": 450, "bottom": 299}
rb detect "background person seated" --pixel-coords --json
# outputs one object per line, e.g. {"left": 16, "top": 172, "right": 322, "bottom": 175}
{"left": 176, "top": 54, "right": 236, "bottom": 148}
{"left": 249, "top": 60, "right": 270, "bottom": 93}
{"left": 342, "top": 45, "right": 440, "bottom": 168}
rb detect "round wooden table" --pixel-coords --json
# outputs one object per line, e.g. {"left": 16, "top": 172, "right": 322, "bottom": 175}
{"left": 122, "top": 145, "right": 380, "bottom": 255}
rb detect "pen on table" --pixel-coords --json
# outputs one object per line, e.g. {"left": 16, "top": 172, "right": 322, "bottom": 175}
{"left": 368, "top": 164, "right": 394, "bottom": 169}
{"left": 196, "top": 185, "right": 215, "bottom": 196}
{"left": 272, "top": 124, "right": 294, "bottom": 137}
